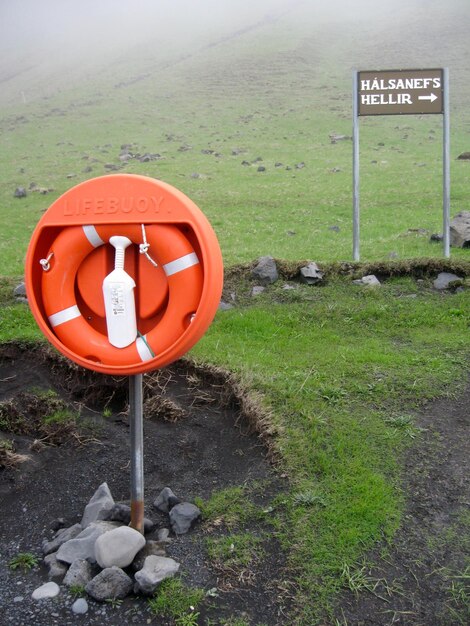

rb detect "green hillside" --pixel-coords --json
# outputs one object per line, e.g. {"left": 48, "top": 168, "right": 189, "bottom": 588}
{"left": 1, "top": 0, "right": 469, "bottom": 273}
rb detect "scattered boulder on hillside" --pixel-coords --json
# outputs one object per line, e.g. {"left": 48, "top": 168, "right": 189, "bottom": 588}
{"left": 433, "top": 273, "right": 463, "bottom": 291}
{"left": 329, "top": 133, "right": 351, "bottom": 144}
{"left": 457, "top": 152, "right": 470, "bottom": 160}
{"left": 257, "top": 165, "right": 266, "bottom": 172}
{"left": 450, "top": 211, "right": 470, "bottom": 248}
{"left": 14, "top": 187, "right": 27, "bottom": 198}
{"left": 430, "top": 233, "right": 443, "bottom": 243}
{"left": 251, "top": 256, "right": 279, "bottom": 285}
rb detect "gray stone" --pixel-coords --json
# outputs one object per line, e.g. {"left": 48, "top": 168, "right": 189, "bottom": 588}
{"left": 103, "top": 503, "right": 154, "bottom": 533}
{"left": 353, "top": 275, "right": 381, "bottom": 287}
{"left": 13, "top": 282, "right": 26, "bottom": 297}
{"left": 300, "top": 262, "right": 324, "bottom": 285}
{"left": 85, "top": 567, "right": 133, "bottom": 601}
{"left": 450, "top": 211, "right": 470, "bottom": 248}
{"left": 169, "top": 502, "right": 201, "bottom": 535}
{"left": 14, "top": 187, "right": 27, "bottom": 198}
{"left": 134, "top": 556, "right": 180, "bottom": 595}
{"left": 157, "top": 528, "right": 171, "bottom": 543}
{"left": 63, "top": 559, "right": 93, "bottom": 587}
{"left": 433, "top": 272, "right": 463, "bottom": 290}
{"left": 251, "top": 256, "right": 278, "bottom": 285}
{"left": 94, "top": 526, "right": 146, "bottom": 569}
{"left": 251, "top": 285, "right": 265, "bottom": 296}
{"left": 81, "top": 482, "right": 115, "bottom": 528}
{"left": 44, "top": 553, "right": 68, "bottom": 580}
{"left": 329, "top": 133, "right": 351, "bottom": 143}
{"left": 131, "top": 540, "right": 167, "bottom": 572}
{"left": 32, "top": 581, "right": 60, "bottom": 600}
{"left": 457, "top": 152, "right": 470, "bottom": 160}
{"left": 71, "top": 598, "right": 88, "bottom": 615}
{"left": 154, "top": 487, "right": 180, "bottom": 514}
{"left": 43, "top": 523, "right": 82, "bottom": 555}
{"left": 218, "top": 301, "right": 234, "bottom": 311}
{"left": 56, "top": 521, "right": 118, "bottom": 564}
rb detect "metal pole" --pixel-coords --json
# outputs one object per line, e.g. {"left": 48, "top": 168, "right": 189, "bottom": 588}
{"left": 129, "top": 373, "right": 144, "bottom": 533}
{"left": 352, "top": 71, "right": 360, "bottom": 262}
{"left": 442, "top": 67, "right": 450, "bottom": 258}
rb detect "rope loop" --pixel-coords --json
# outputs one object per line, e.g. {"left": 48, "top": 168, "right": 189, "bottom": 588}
{"left": 139, "top": 224, "right": 158, "bottom": 267}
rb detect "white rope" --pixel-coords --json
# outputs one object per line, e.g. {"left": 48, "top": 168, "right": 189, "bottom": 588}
{"left": 139, "top": 224, "right": 158, "bottom": 268}
{"left": 39, "top": 252, "right": 54, "bottom": 271}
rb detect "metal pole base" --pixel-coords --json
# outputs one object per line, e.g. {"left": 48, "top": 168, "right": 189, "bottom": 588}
{"left": 129, "top": 374, "right": 144, "bottom": 533}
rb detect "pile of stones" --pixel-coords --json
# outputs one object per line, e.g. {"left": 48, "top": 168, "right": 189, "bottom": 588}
{"left": 32, "top": 483, "right": 201, "bottom": 614}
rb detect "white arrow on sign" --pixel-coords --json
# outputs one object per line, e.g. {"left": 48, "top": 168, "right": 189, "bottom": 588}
{"left": 418, "top": 93, "right": 438, "bottom": 102}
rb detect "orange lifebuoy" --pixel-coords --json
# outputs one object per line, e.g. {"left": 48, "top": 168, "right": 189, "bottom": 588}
{"left": 25, "top": 174, "right": 223, "bottom": 375}
{"left": 41, "top": 223, "right": 203, "bottom": 370}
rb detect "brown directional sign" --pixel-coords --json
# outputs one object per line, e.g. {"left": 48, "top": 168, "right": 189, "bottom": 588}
{"left": 358, "top": 69, "right": 443, "bottom": 116}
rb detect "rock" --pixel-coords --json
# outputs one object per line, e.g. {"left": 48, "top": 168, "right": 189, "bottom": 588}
{"left": 134, "top": 556, "right": 180, "bottom": 595}
{"left": 433, "top": 272, "right": 463, "bottom": 290}
{"left": 328, "top": 225, "right": 340, "bottom": 232}
{"left": 63, "top": 559, "right": 93, "bottom": 587}
{"left": 43, "top": 523, "right": 82, "bottom": 555}
{"left": 81, "top": 482, "right": 115, "bottom": 527}
{"left": 13, "top": 282, "right": 26, "bottom": 297}
{"left": 251, "top": 285, "right": 265, "bottom": 296}
{"left": 450, "top": 211, "right": 470, "bottom": 248}
{"left": 50, "top": 517, "right": 68, "bottom": 532}
{"left": 103, "top": 503, "right": 154, "bottom": 533}
{"left": 241, "top": 160, "right": 251, "bottom": 166}
{"left": 14, "top": 187, "right": 27, "bottom": 198}
{"left": 300, "top": 262, "right": 324, "bottom": 285}
{"left": 251, "top": 256, "right": 278, "bottom": 285}
{"left": 430, "top": 233, "right": 443, "bottom": 242}
{"left": 218, "top": 301, "right": 234, "bottom": 311}
{"left": 44, "top": 553, "right": 68, "bottom": 580}
{"left": 95, "top": 526, "right": 146, "bottom": 569}
{"left": 169, "top": 502, "right": 201, "bottom": 535}
{"left": 157, "top": 528, "right": 171, "bottom": 543}
{"left": 295, "top": 162, "right": 305, "bottom": 169}
{"left": 56, "top": 521, "right": 118, "bottom": 564}
{"left": 86, "top": 567, "right": 133, "bottom": 601}
{"left": 353, "top": 275, "right": 381, "bottom": 287}
{"left": 257, "top": 166, "right": 266, "bottom": 172}
{"left": 71, "top": 598, "right": 88, "bottom": 615}
{"left": 32, "top": 581, "right": 60, "bottom": 600}
{"left": 154, "top": 487, "right": 180, "bottom": 514}
{"left": 457, "top": 152, "right": 470, "bottom": 160}
{"left": 329, "top": 133, "right": 351, "bottom": 143}
{"left": 131, "top": 540, "right": 167, "bottom": 572}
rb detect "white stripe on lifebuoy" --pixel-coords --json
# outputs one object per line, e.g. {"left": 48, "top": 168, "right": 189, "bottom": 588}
{"left": 82, "top": 225, "right": 105, "bottom": 248}
{"left": 136, "top": 335, "right": 154, "bottom": 361}
{"left": 49, "top": 305, "right": 81, "bottom": 328}
{"left": 163, "top": 252, "right": 199, "bottom": 277}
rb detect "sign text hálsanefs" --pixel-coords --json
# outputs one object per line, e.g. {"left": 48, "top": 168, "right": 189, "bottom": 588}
{"left": 358, "top": 69, "right": 443, "bottom": 116}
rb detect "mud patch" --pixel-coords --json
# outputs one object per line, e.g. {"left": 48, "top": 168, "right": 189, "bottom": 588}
{"left": 0, "top": 341, "right": 288, "bottom": 626}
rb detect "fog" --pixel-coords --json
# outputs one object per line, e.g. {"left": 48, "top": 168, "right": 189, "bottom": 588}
{"left": 0, "top": 0, "right": 467, "bottom": 105}
{"left": 0, "top": 0, "right": 418, "bottom": 61}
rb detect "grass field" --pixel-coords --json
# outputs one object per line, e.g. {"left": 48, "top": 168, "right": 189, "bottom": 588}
{"left": 1, "top": 1, "right": 470, "bottom": 624}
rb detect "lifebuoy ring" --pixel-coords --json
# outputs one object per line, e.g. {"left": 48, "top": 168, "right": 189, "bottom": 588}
{"left": 40, "top": 223, "right": 204, "bottom": 371}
